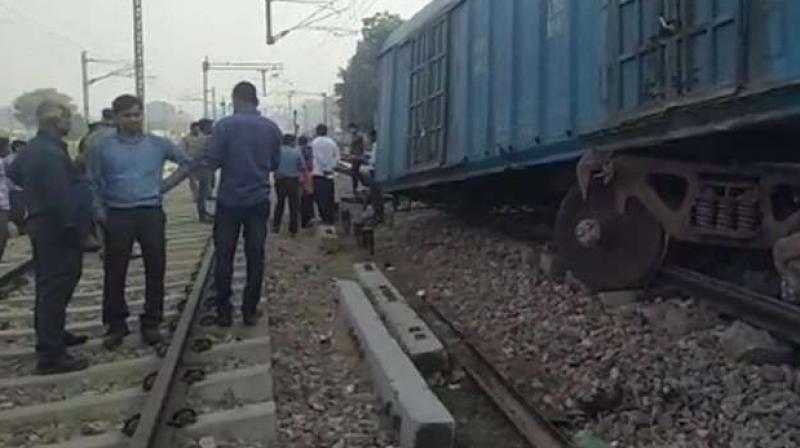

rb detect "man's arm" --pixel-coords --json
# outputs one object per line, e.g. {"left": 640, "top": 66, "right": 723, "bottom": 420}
{"left": 43, "top": 150, "right": 80, "bottom": 230}
{"left": 161, "top": 137, "right": 195, "bottom": 195}
{"left": 269, "top": 127, "right": 281, "bottom": 172}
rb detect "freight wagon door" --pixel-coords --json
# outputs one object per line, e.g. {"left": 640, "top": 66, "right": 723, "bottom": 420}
{"left": 407, "top": 18, "right": 449, "bottom": 170}
{"left": 610, "top": 0, "right": 742, "bottom": 117}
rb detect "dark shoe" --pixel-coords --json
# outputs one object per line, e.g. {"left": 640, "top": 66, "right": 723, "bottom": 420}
{"left": 63, "top": 332, "right": 88, "bottom": 347}
{"left": 215, "top": 312, "right": 233, "bottom": 328}
{"left": 36, "top": 353, "right": 89, "bottom": 375}
{"left": 103, "top": 327, "right": 130, "bottom": 351}
{"left": 140, "top": 326, "right": 163, "bottom": 346}
{"left": 242, "top": 309, "right": 264, "bottom": 327}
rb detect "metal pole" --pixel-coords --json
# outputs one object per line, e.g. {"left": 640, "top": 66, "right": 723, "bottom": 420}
{"left": 303, "top": 104, "right": 308, "bottom": 136}
{"left": 293, "top": 110, "right": 299, "bottom": 137}
{"left": 322, "top": 93, "right": 329, "bottom": 129}
{"left": 81, "top": 51, "right": 90, "bottom": 122}
{"left": 133, "top": 0, "right": 145, "bottom": 103}
{"left": 260, "top": 70, "right": 268, "bottom": 96}
{"left": 265, "top": 0, "right": 274, "bottom": 45}
{"left": 220, "top": 99, "right": 227, "bottom": 117}
{"left": 202, "top": 57, "right": 209, "bottom": 118}
{"left": 211, "top": 88, "right": 217, "bottom": 120}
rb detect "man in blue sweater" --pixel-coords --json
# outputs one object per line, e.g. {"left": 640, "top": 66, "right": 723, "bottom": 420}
{"left": 89, "top": 94, "right": 193, "bottom": 350}
{"left": 163, "top": 82, "right": 281, "bottom": 327}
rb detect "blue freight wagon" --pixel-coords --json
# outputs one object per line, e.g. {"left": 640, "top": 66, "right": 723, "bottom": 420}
{"left": 375, "top": 0, "right": 800, "bottom": 291}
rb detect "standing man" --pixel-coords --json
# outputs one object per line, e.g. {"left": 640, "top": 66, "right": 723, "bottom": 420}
{"left": 347, "top": 123, "right": 365, "bottom": 194}
{"left": 181, "top": 119, "right": 214, "bottom": 223}
{"left": 8, "top": 101, "right": 90, "bottom": 374}
{"left": 310, "top": 124, "right": 340, "bottom": 225}
{"left": 164, "top": 82, "right": 281, "bottom": 327}
{"left": 297, "top": 135, "right": 315, "bottom": 228}
{"left": 272, "top": 134, "right": 306, "bottom": 236}
{"left": 89, "top": 94, "right": 193, "bottom": 350}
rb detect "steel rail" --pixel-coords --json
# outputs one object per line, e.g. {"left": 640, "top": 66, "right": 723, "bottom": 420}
{"left": 130, "top": 241, "right": 215, "bottom": 447}
{"left": 0, "top": 259, "right": 33, "bottom": 291}
{"left": 417, "top": 296, "right": 574, "bottom": 448}
{"left": 659, "top": 266, "right": 800, "bottom": 345}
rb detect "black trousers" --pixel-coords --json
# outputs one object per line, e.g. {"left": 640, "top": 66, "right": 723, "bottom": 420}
{"left": 273, "top": 177, "right": 300, "bottom": 234}
{"left": 29, "top": 217, "right": 83, "bottom": 361}
{"left": 300, "top": 192, "right": 315, "bottom": 228}
{"left": 313, "top": 176, "right": 335, "bottom": 225}
{"left": 214, "top": 200, "right": 269, "bottom": 317}
{"left": 189, "top": 169, "right": 213, "bottom": 218}
{"left": 351, "top": 160, "right": 363, "bottom": 193}
{"left": 103, "top": 207, "right": 166, "bottom": 330}
{"left": 9, "top": 190, "right": 25, "bottom": 234}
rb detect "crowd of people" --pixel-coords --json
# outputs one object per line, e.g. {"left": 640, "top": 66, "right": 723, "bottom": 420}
{"left": 2, "top": 80, "right": 375, "bottom": 375}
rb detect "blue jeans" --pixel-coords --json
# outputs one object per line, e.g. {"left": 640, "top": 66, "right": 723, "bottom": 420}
{"left": 213, "top": 200, "right": 270, "bottom": 316}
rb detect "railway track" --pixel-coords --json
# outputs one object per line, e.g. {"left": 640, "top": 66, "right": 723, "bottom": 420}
{"left": 0, "top": 189, "right": 275, "bottom": 448}
{"left": 413, "top": 292, "right": 574, "bottom": 448}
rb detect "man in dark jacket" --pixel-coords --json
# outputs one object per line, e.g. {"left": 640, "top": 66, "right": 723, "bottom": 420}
{"left": 163, "top": 81, "right": 281, "bottom": 327}
{"left": 8, "top": 100, "right": 90, "bottom": 375}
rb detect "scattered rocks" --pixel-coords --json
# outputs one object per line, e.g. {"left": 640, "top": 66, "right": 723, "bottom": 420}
{"left": 198, "top": 436, "right": 217, "bottom": 448}
{"left": 80, "top": 420, "right": 111, "bottom": 436}
{"left": 720, "top": 321, "right": 794, "bottom": 365}
{"left": 377, "top": 209, "right": 800, "bottom": 448}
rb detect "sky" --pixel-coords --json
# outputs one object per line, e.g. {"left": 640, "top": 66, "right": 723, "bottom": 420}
{"left": 0, "top": 0, "right": 430, "bottom": 123}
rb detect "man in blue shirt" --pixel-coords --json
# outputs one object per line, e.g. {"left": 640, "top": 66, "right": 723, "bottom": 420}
{"left": 273, "top": 134, "right": 307, "bottom": 236}
{"left": 164, "top": 81, "right": 281, "bottom": 327}
{"left": 89, "top": 94, "right": 193, "bottom": 350}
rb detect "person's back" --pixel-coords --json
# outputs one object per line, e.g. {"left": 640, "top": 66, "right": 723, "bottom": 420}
{"left": 210, "top": 112, "right": 281, "bottom": 207}
{"left": 311, "top": 135, "right": 339, "bottom": 178}
{"left": 275, "top": 144, "right": 305, "bottom": 179}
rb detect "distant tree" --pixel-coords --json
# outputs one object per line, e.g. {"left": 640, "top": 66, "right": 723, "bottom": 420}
{"left": 335, "top": 12, "right": 403, "bottom": 130}
{"left": 12, "top": 88, "right": 77, "bottom": 129}
{"left": 11, "top": 88, "right": 88, "bottom": 140}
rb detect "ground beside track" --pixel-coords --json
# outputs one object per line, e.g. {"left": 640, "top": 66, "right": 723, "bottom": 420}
{"left": 374, "top": 208, "right": 800, "bottom": 448}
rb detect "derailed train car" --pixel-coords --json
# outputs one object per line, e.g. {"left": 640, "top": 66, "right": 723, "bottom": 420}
{"left": 375, "top": 0, "right": 800, "bottom": 292}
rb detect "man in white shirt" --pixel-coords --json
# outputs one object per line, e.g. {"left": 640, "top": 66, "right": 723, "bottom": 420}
{"left": 310, "top": 124, "right": 340, "bottom": 225}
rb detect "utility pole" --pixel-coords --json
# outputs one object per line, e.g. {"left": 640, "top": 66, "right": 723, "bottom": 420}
{"left": 322, "top": 92, "right": 329, "bottom": 129}
{"left": 211, "top": 88, "right": 218, "bottom": 119}
{"left": 201, "top": 60, "right": 283, "bottom": 117}
{"left": 133, "top": 0, "right": 145, "bottom": 104}
{"left": 265, "top": 0, "right": 274, "bottom": 45}
{"left": 202, "top": 56, "right": 210, "bottom": 118}
{"left": 80, "top": 52, "right": 135, "bottom": 122}
{"left": 81, "top": 51, "right": 90, "bottom": 121}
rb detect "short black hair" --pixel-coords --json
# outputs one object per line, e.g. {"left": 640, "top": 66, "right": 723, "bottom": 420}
{"left": 190, "top": 121, "right": 200, "bottom": 131}
{"left": 232, "top": 82, "right": 259, "bottom": 105}
{"left": 298, "top": 135, "right": 308, "bottom": 146}
{"left": 112, "top": 94, "right": 143, "bottom": 114}
{"left": 348, "top": 123, "right": 358, "bottom": 130}
{"left": 316, "top": 124, "right": 328, "bottom": 136}
{"left": 10, "top": 140, "right": 25, "bottom": 152}
{"left": 197, "top": 119, "right": 214, "bottom": 134}
{"left": 101, "top": 108, "right": 114, "bottom": 120}
{"left": 282, "top": 134, "right": 296, "bottom": 146}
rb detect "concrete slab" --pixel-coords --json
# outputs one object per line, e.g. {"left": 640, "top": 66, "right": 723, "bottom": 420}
{"left": 337, "top": 280, "right": 454, "bottom": 448}
{"left": 32, "top": 433, "right": 126, "bottom": 448}
{"left": 598, "top": 290, "right": 641, "bottom": 308}
{"left": 0, "top": 311, "right": 179, "bottom": 343}
{"left": 354, "top": 263, "right": 447, "bottom": 376}
{"left": 190, "top": 363, "right": 273, "bottom": 405}
{"left": 317, "top": 225, "right": 340, "bottom": 253}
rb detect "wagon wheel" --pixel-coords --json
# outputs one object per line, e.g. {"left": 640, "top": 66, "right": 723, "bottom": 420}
{"left": 555, "top": 186, "right": 667, "bottom": 291}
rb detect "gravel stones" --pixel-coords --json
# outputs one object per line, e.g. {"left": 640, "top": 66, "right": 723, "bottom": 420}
{"left": 720, "top": 321, "right": 794, "bottom": 365}
{"left": 377, "top": 210, "right": 800, "bottom": 448}
{"left": 267, "top": 233, "right": 393, "bottom": 447}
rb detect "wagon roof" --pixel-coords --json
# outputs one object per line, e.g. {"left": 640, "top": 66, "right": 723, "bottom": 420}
{"left": 381, "top": 0, "right": 460, "bottom": 54}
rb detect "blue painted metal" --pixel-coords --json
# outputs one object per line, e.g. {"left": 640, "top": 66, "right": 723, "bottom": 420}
{"left": 377, "top": 0, "right": 800, "bottom": 192}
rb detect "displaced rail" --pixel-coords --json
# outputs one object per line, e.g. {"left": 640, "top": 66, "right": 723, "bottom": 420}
{"left": 414, "top": 293, "right": 573, "bottom": 448}
{"left": 659, "top": 266, "right": 800, "bottom": 345}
